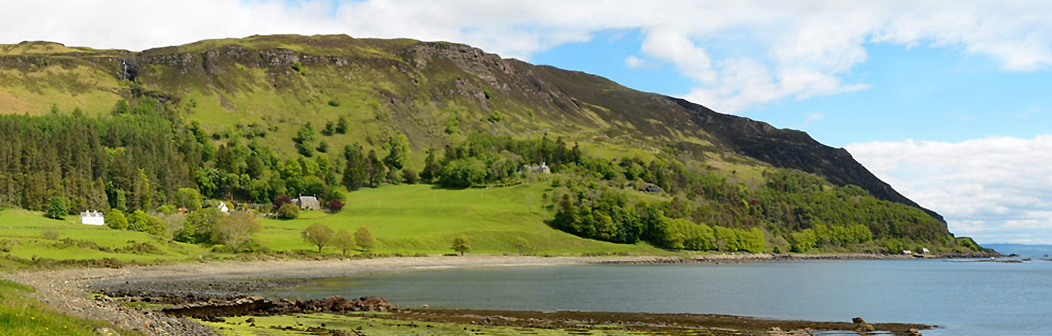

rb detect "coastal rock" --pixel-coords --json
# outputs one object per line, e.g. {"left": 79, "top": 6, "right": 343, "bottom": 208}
{"left": 93, "top": 327, "right": 120, "bottom": 336}
{"left": 852, "top": 317, "right": 875, "bottom": 332}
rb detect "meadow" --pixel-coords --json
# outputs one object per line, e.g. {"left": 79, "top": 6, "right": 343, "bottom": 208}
{"left": 0, "top": 183, "right": 664, "bottom": 271}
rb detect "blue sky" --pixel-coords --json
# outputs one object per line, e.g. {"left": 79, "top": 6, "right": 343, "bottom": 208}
{"left": 2, "top": 0, "right": 1051, "bottom": 244}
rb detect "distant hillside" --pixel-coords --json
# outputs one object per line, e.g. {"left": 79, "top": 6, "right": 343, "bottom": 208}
{"left": 0, "top": 34, "right": 974, "bottom": 253}
{"left": 982, "top": 244, "right": 1052, "bottom": 257}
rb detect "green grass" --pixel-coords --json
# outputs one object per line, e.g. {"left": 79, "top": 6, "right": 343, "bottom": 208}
{"left": 0, "top": 209, "right": 211, "bottom": 265}
{"left": 0, "top": 278, "right": 143, "bottom": 336}
{"left": 257, "top": 183, "right": 663, "bottom": 255}
{"left": 200, "top": 313, "right": 661, "bottom": 336}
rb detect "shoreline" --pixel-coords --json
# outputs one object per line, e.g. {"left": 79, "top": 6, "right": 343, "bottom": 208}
{"left": 3, "top": 253, "right": 963, "bottom": 335}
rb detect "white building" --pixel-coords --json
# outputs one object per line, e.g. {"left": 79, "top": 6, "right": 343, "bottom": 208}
{"left": 218, "top": 201, "right": 229, "bottom": 214}
{"left": 80, "top": 210, "right": 105, "bottom": 226}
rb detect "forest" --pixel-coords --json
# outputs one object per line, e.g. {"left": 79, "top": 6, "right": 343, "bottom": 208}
{"left": 0, "top": 98, "right": 975, "bottom": 253}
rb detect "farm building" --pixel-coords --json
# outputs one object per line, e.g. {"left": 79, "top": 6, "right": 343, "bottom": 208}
{"left": 80, "top": 210, "right": 105, "bottom": 226}
{"left": 296, "top": 195, "right": 321, "bottom": 211}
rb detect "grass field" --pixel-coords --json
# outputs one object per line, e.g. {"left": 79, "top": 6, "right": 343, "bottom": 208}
{"left": 0, "top": 209, "right": 211, "bottom": 264}
{"left": 257, "top": 183, "right": 664, "bottom": 255}
{"left": 0, "top": 183, "right": 665, "bottom": 268}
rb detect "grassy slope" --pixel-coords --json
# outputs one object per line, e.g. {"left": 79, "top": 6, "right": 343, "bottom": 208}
{"left": 0, "top": 209, "right": 210, "bottom": 263}
{"left": 257, "top": 183, "right": 664, "bottom": 255}
{"left": 0, "top": 183, "right": 663, "bottom": 262}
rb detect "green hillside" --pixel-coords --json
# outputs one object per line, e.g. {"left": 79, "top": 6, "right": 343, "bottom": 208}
{"left": 0, "top": 34, "right": 985, "bottom": 263}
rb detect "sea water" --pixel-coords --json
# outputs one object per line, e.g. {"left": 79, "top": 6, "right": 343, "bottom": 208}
{"left": 271, "top": 259, "right": 1052, "bottom": 335}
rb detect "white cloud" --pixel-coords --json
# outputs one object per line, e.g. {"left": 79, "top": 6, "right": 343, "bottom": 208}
{"left": 847, "top": 135, "right": 1052, "bottom": 244}
{"left": 624, "top": 55, "right": 645, "bottom": 69}
{"left": 2, "top": 1, "right": 1052, "bottom": 112}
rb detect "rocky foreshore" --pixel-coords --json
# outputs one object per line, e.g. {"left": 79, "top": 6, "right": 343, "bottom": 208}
{"left": 2, "top": 255, "right": 959, "bottom": 336}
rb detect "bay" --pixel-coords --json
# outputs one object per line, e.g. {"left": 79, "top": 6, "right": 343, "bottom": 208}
{"left": 270, "top": 259, "right": 1052, "bottom": 335}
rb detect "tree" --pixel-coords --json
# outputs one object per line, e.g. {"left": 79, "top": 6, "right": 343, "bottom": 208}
{"left": 128, "top": 210, "right": 165, "bottom": 236}
{"left": 273, "top": 195, "right": 293, "bottom": 211}
{"left": 401, "top": 169, "right": 419, "bottom": 184}
{"left": 342, "top": 144, "right": 367, "bottom": 191}
{"left": 45, "top": 197, "right": 68, "bottom": 219}
{"left": 383, "top": 134, "right": 409, "bottom": 170}
{"left": 333, "top": 229, "right": 356, "bottom": 256}
{"left": 512, "top": 237, "right": 531, "bottom": 256}
{"left": 355, "top": 226, "right": 374, "bottom": 251}
{"left": 452, "top": 235, "right": 472, "bottom": 256}
{"left": 327, "top": 199, "right": 345, "bottom": 213}
{"left": 302, "top": 223, "right": 335, "bottom": 253}
{"left": 294, "top": 123, "right": 316, "bottom": 156}
{"left": 420, "top": 148, "right": 442, "bottom": 183}
{"left": 335, "top": 115, "right": 348, "bottom": 134}
{"left": 277, "top": 203, "right": 300, "bottom": 220}
{"left": 212, "top": 211, "right": 260, "bottom": 252}
{"left": 175, "top": 188, "right": 203, "bottom": 211}
{"left": 176, "top": 207, "right": 222, "bottom": 244}
{"left": 106, "top": 209, "right": 129, "bottom": 230}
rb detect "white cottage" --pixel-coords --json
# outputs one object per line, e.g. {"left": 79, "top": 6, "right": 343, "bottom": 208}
{"left": 80, "top": 210, "right": 105, "bottom": 226}
{"left": 218, "top": 201, "right": 229, "bottom": 214}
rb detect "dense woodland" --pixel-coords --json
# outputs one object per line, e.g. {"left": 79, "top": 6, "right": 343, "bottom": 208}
{"left": 0, "top": 98, "right": 978, "bottom": 253}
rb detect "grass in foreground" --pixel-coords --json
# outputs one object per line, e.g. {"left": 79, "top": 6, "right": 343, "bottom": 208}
{"left": 0, "top": 278, "right": 142, "bottom": 336}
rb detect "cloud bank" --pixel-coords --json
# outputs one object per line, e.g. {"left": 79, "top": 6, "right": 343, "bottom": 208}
{"left": 2, "top": 1, "right": 1051, "bottom": 113}
{"left": 847, "top": 135, "right": 1052, "bottom": 244}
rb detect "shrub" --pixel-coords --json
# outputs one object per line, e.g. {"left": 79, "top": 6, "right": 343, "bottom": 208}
{"left": 41, "top": 229, "right": 61, "bottom": 240}
{"left": 327, "top": 199, "right": 345, "bottom": 213}
{"left": 402, "top": 169, "right": 419, "bottom": 184}
{"left": 212, "top": 212, "right": 261, "bottom": 253}
{"left": 107, "top": 209, "right": 129, "bottom": 230}
{"left": 273, "top": 195, "right": 293, "bottom": 211}
{"left": 277, "top": 203, "right": 300, "bottom": 220}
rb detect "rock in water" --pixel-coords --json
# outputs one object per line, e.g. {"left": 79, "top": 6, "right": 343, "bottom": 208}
{"left": 852, "top": 317, "right": 875, "bottom": 332}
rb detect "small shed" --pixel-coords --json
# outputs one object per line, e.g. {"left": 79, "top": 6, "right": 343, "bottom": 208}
{"left": 80, "top": 210, "right": 105, "bottom": 226}
{"left": 902, "top": 250, "right": 912, "bottom": 255}
{"left": 921, "top": 248, "right": 930, "bottom": 254}
{"left": 218, "top": 201, "right": 229, "bottom": 214}
{"left": 297, "top": 195, "right": 321, "bottom": 211}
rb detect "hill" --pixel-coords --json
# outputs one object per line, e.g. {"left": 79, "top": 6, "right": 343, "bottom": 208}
{"left": 981, "top": 244, "right": 1052, "bottom": 257}
{"left": 0, "top": 34, "right": 977, "bottom": 255}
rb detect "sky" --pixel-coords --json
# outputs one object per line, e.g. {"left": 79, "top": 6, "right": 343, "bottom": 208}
{"left": 2, "top": 0, "right": 1050, "bottom": 244}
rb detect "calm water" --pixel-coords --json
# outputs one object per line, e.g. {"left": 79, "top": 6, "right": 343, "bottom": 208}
{"left": 270, "top": 259, "right": 1052, "bottom": 335}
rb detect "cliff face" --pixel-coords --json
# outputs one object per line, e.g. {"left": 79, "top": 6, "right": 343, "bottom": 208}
{"left": 0, "top": 34, "right": 942, "bottom": 222}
